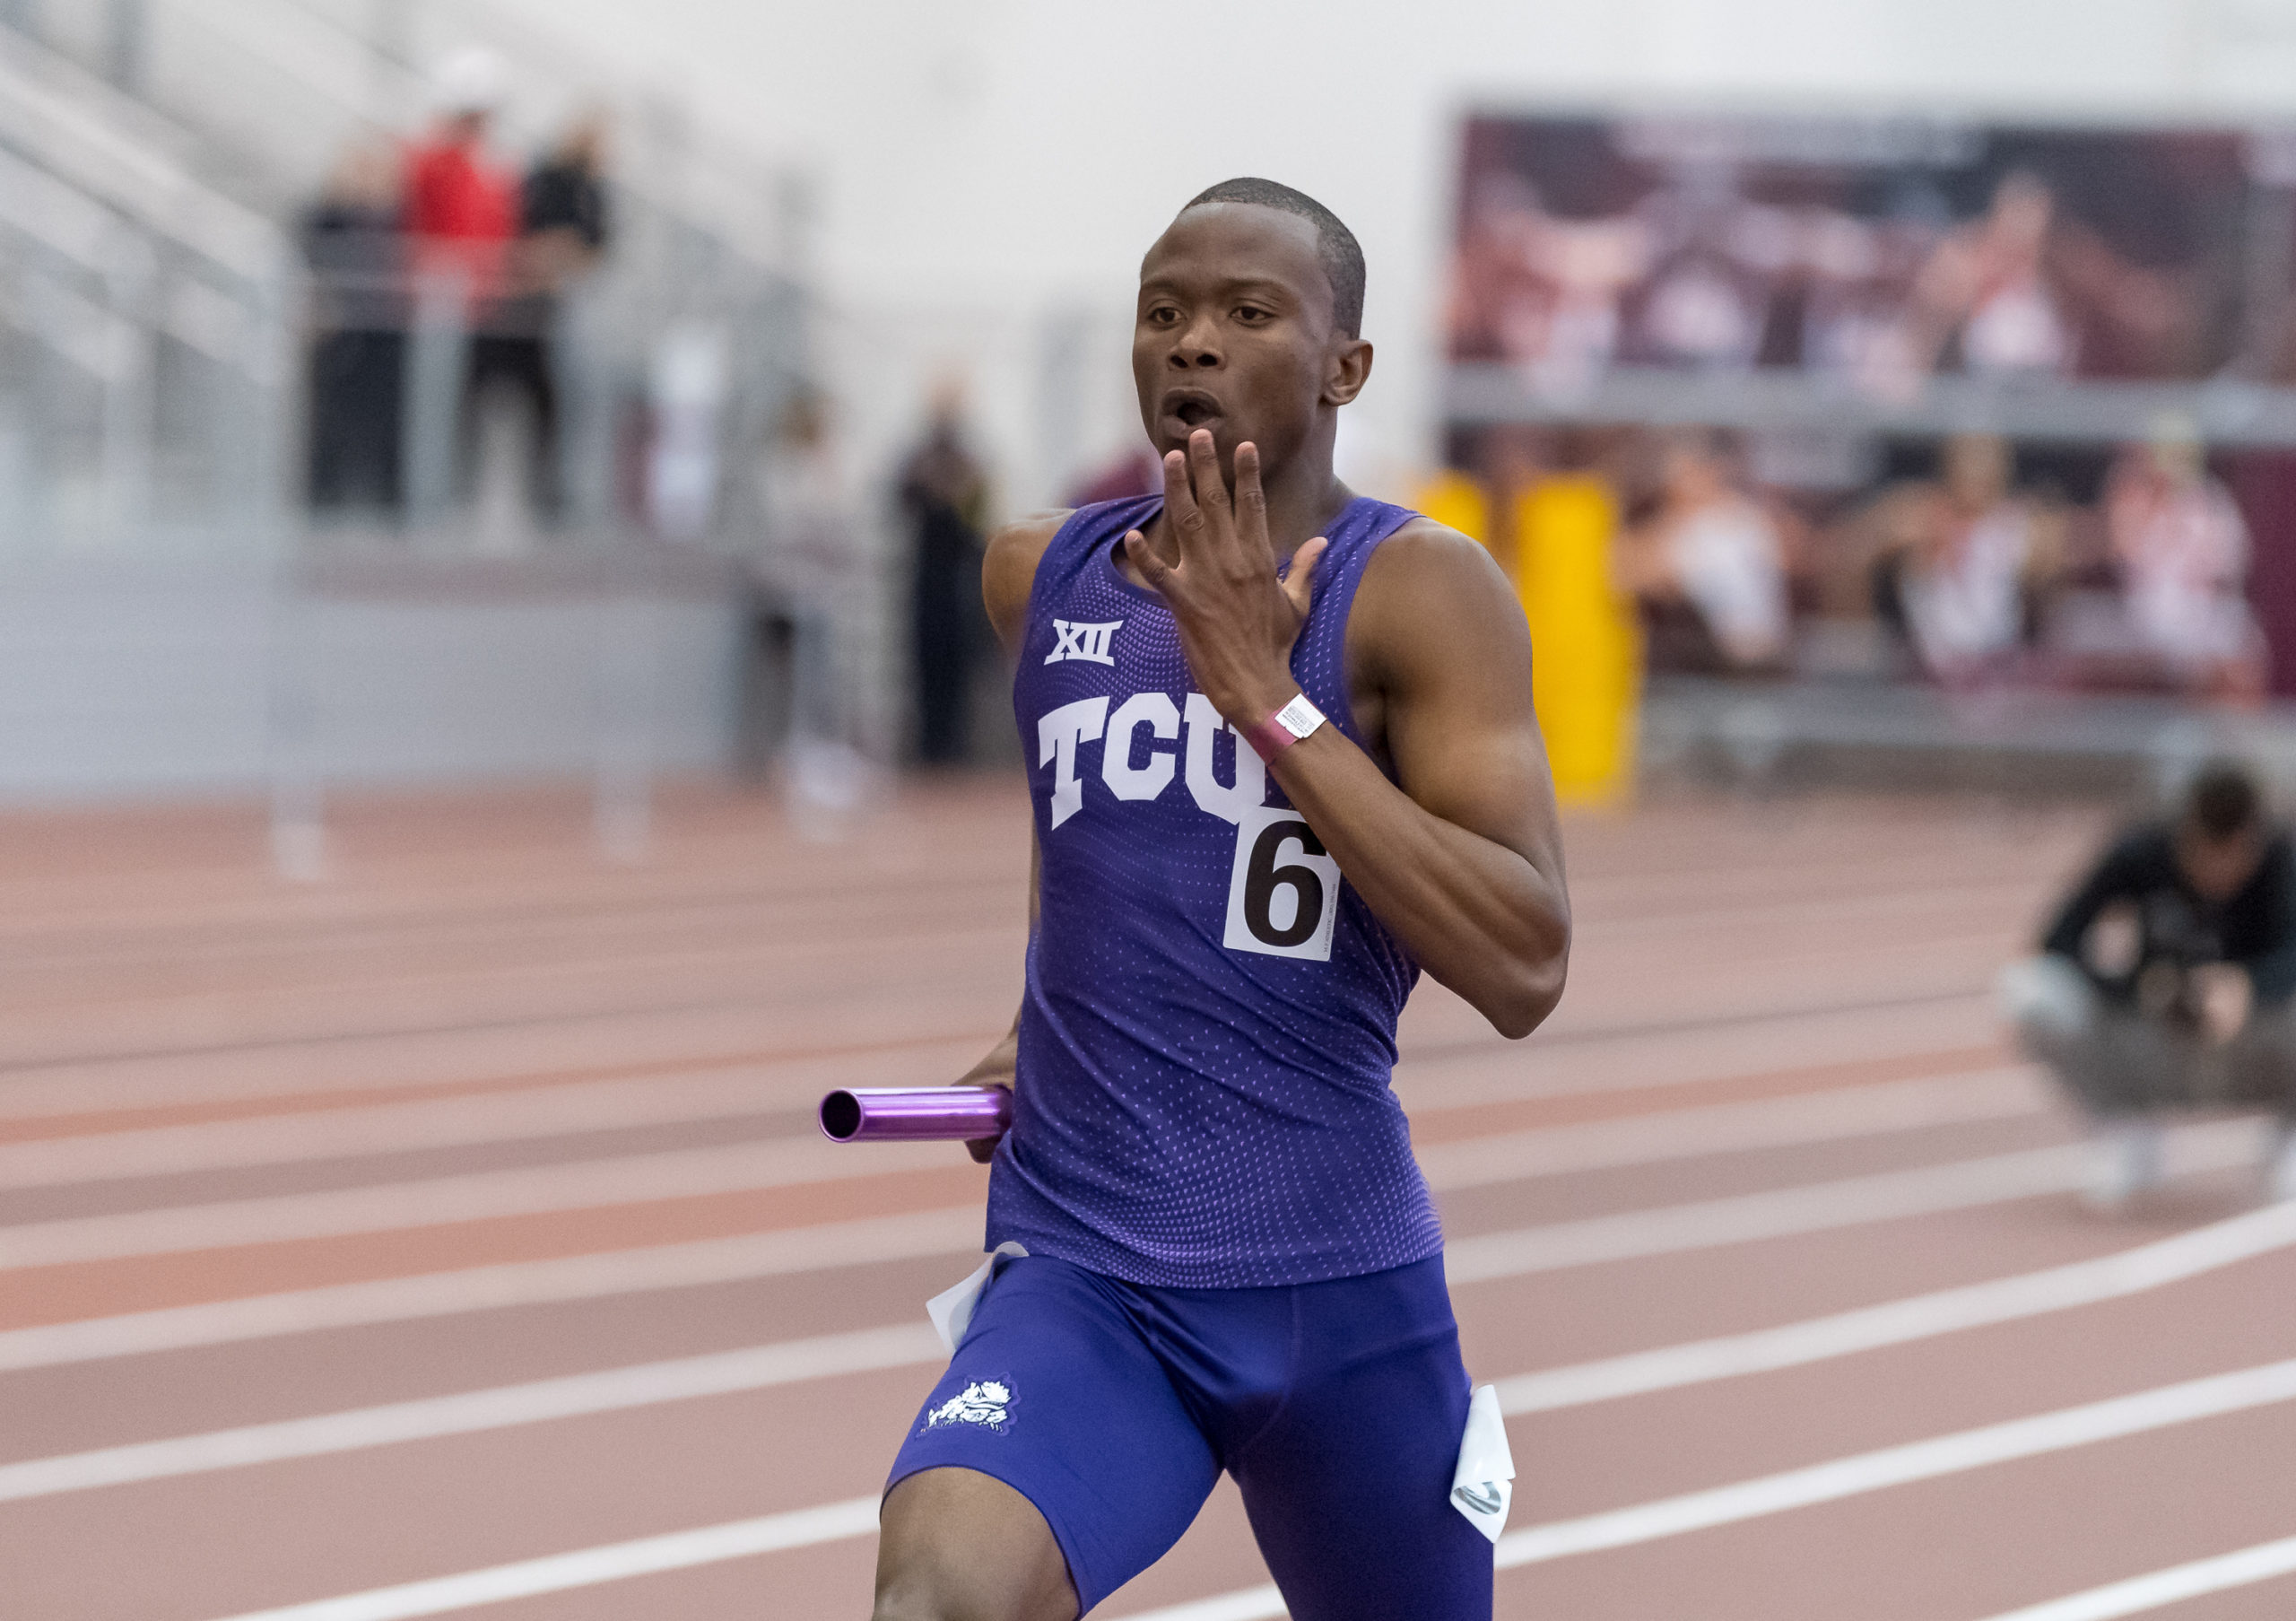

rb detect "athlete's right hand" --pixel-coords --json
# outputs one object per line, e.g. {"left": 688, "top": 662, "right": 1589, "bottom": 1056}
{"left": 1124, "top": 430, "right": 1325, "bottom": 729}
{"left": 955, "top": 1021, "right": 1020, "bottom": 1163}
{"left": 961, "top": 1085, "right": 1011, "bottom": 1164}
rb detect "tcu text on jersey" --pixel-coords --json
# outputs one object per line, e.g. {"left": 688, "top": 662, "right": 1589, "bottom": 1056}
{"left": 1037, "top": 692, "right": 1343, "bottom": 962}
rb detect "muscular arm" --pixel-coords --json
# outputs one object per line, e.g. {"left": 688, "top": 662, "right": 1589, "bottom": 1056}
{"left": 947, "top": 512, "right": 1068, "bottom": 1157}
{"left": 1269, "top": 526, "right": 1568, "bottom": 1037}
{"left": 1128, "top": 434, "right": 1568, "bottom": 1039}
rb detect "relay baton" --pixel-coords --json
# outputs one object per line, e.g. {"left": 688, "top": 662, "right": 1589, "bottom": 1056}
{"left": 818, "top": 1085, "right": 1012, "bottom": 1144}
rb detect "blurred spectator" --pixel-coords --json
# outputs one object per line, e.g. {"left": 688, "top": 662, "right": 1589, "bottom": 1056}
{"left": 900, "top": 388, "right": 990, "bottom": 765}
{"left": 303, "top": 141, "right": 406, "bottom": 514}
{"left": 1900, "top": 172, "right": 2074, "bottom": 379}
{"left": 522, "top": 112, "right": 612, "bottom": 284}
{"left": 1630, "top": 180, "right": 1768, "bottom": 372}
{"left": 1065, "top": 447, "right": 1159, "bottom": 508}
{"left": 1449, "top": 173, "right": 1648, "bottom": 397}
{"left": 1894, "top": 170, "right": 2183, "bottom": 385}
{"left": 1866, "top": 434, "right": 2059, "bottom": 683}
{"left": 1636, "top": 248, "right": 1761, "bottom": 370}
{"left": 403, "top": 50, "right": 518, "bottom": 288}
{"left": 744, "top": 390, "right": 861, "bottom": 763}
{"left": 2001, "top": 761, "right": 2296, "bottom": 1209}
{"left": 1619, "top": 431, "right": 1794, "bottom": 673}
{"left": 646, "top": 324, "right": 728, "bottom": 541}
{"left": 403, "top": 49, "right": 526, "bottom": 521}
{"left": 497, "top": 111, "right": 613, "bottom": 523}
{"left": 2102, "top": 424, "right": 2266, "bottom": 700}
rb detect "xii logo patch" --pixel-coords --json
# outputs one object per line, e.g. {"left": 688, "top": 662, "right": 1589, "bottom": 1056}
{"left": 1045, "top": 619, "right": 1122, "bottom": 667}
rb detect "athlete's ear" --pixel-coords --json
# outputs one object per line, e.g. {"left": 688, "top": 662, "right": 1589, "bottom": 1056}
{"left": 1322, "top": 337, "right": 1372, "bottom": 407}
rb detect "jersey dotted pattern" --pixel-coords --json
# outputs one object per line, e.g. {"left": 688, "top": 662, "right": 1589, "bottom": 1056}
{"left": 986, "top": 494, "right": 1444, "bottom": 1287}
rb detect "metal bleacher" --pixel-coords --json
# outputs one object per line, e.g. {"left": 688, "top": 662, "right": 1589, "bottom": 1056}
{"left": 0, "top": 3, "right": 830, "bottom": 839}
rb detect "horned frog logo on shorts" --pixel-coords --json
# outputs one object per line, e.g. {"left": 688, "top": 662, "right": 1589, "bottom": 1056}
{"left": 923, "top": 1379, "right": 1014, "bottom": 1434}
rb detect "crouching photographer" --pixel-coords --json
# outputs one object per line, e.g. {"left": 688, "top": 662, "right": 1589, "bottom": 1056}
{"left": 2001, "top": 760, "right": 2296, "bottom": 1210}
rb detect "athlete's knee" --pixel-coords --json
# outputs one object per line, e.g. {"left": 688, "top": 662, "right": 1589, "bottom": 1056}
{"left": 869, "top": 1573, "right": 986, "bottom": 1621}
{"left": 874, "top": 1469, "right": 1077, "bottom": 1621}
{"left": 872, "top": 1550, "right": 1073, "bottom": 1621}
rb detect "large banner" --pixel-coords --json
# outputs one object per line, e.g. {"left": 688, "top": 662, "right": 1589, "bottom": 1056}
{"left": 1448, "top": 115, "right": 2278, "bottom": 400}
{"left": 1440, "top": 112, "right": 2296, "bottom": 709}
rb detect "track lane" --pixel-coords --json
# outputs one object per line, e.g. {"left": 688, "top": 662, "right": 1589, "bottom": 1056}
{"left": 16, "top": 784, "right": 2285, "bottom": 1621}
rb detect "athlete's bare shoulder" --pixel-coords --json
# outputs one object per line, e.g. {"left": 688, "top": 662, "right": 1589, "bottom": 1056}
{"left": 1370, "top": 514, "right": 1508, "bottom": 579}
{"left": 1350, "top": 514, "right": 1525, "bottom": 691}
{"left": 984, "top": 510, "right": 1073, "bottom": 658}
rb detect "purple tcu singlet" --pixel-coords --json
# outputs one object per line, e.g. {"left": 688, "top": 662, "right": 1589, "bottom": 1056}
{"left": 984, "top": 493, "right": 1444, "bottom": 1287}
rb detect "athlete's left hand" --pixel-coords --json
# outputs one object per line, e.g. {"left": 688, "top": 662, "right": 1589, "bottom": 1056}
{"left": 1124, "top": 430, "right": 1326, "bottom": 728}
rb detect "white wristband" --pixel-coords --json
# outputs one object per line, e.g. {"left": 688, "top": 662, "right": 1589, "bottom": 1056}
{"left": 1245, "top": 693, "right": 1326, "bottom": 762}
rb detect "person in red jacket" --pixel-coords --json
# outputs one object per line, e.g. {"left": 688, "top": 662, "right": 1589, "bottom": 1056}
{"left": 401, "top": 48, "right": 518, "bottom": 293}
{"left": 398, "top": 49, "right": 534, "bottom": 520}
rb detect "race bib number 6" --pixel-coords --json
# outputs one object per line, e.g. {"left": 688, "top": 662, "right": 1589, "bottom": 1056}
{"left": 1222, "top": 805, "right": 1342, "bottom": 962}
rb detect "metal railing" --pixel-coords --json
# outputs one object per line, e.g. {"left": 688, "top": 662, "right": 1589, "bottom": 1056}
{"left": 0, "top": 6, "right": 848, "bottom": 865}
{"left": 0, "top": 21, "right": 292, "bottom": 556}
{"left": 4, "top": 0, "right": 813, "bottom": 557}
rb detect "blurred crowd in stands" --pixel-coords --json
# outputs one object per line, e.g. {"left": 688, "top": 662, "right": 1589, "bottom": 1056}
{"left": 1425, "top": 418, "right": 2272, "bottom": 703}
{"left": 300, "top": 48, "right": 609, "bottom": 523}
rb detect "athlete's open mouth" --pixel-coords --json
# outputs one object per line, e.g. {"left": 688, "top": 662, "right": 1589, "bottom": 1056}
{"left": 1160, "top": 390, "right": 1225, "bottom": 439}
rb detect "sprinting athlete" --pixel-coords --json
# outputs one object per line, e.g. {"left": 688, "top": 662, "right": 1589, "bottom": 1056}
{"left": 873, "top": 178, "right": 1570, "bottom": 1621}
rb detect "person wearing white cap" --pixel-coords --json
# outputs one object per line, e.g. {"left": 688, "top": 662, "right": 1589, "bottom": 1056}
{"left": 404, "top": 48, "right": 516, "bottom": 258}
{"left": 431, "top": 46, "right": 507, "bottom": 120}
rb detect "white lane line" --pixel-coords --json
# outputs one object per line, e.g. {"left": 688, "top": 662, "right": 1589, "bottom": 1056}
{"left": 1415, "top": 1068, "right": 2040, "bottom": 1192}
{"left": 0, "top": 1028, "right": 994, "bottom": 1126}
{"left": 199, "top": 1495, "right": 883, "bottom": 1621}
{"left": 196, "top": 1356, "right": 2296, "bottom": 1621}
{"left": 8, "top": 1120, "right": 2257, "bottom": 1374}
{"left": 1444, "top": 1120, "right": 2261, "bottom": 1284}
{"left": 0, "top": 1048, "right": 2026, "bottom": 1196}
{"left": 0, "top": 1206, "right": 984, "bottom": 1373}
{"left": 0, "top": 1067, "right": 2039, "bottom": 1270}
{"left": 1495, "top": 1194, "right": 2296, "bottom": 1414}
{"left": 15, "top": 1158, "right": 2295, "bottom": 1504}
{"left": 1491, "top": 1357, "right": 2296, "bottom": 1564}
{"left": 0, "top": 1033, "right": 2022, "bottom": 1197}
{"left": 1971, "top": 1535, "right": 2296, "bottom": 1621}
{"left": 0, "top": 1067, "right": 815, "bottom": 1191}
{"left": 1122, "top": 1357, "right": 2296, "bottom": 1621}
{"left": 0, "top": 1321, "right": 942, "bottom": 1503}
{"left": 1578, "top": 880, "right": 2028, "bottom": 941}
{"left": 1398, "top": 1006, "right": 2001, "bottom": 1117}
{"left": 0, "top": 1134, "right": 957, "bottom": 1270}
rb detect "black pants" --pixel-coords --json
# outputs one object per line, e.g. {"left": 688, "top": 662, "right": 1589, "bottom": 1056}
{"left": 911, "top": 523, "right": 981, "bottom": 765}
{"left": 307, "top": 328, "right": 404, "bottom": 512}
{"left": 2008, "top": 956, "right": 2296, "bottom": 1119}
{"left": 463, "top": 333, "right": 561, "bottom": 521}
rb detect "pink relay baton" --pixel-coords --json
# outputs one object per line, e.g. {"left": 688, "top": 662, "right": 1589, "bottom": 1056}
{"left": 818, "top": 1086, "right": 1013, "bottom": 1144}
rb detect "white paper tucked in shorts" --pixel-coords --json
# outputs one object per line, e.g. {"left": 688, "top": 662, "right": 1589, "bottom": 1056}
{"left": 1450, "top": 1381, "right": 1516, "bottom": 1543}
{"left": 925, "top": 1242, "right": 1030, "bottom": 1355}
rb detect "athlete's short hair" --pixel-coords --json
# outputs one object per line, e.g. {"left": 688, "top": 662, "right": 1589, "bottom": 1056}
{"left": 1181, "top": 178, "right": 1365, "bottom": 339}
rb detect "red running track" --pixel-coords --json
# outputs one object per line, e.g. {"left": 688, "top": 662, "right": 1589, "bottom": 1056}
{"left": 2, "top": 780, "right": 2292, "bottom": 1620}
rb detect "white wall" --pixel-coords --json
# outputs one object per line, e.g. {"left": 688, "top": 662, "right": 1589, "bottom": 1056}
{"left": 485, "top": 0, "right": 2296, "bottom": 516}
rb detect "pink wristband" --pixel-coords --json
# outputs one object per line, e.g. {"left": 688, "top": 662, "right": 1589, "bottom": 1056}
{"left": 1244, "top": 693, "right": 1327, "bottom": 763}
